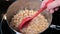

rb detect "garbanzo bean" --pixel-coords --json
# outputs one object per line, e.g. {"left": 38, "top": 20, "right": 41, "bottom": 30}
{"left": 10, "top": 9, "right": 49, "bottom": 34}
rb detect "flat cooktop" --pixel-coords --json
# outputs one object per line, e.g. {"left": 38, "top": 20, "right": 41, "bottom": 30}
{"left": 0, "top": 1, "right": 60, "bottom": 34}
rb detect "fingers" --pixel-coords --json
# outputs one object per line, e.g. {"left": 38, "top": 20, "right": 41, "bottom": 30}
{"left": 50, "top": 9, "right": 54, "bottom": 13}
{"left": 46, "top": 9, "right": 54, "bottom": 13}
{"left": 46, "top": 1, "right": 60, "bottom": 13}
{"left": 46, "top": 1, "right": 59, "bottom": 10}
{"left": 41, "top": 0, "right": 60, "bottom": 13}
{"left": 46, "top": 7, "right": 59, "bottom": 13}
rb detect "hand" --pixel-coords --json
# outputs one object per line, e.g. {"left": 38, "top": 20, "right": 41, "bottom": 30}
{"left": 41, "top": 0, "right": 60, "bottom": 13}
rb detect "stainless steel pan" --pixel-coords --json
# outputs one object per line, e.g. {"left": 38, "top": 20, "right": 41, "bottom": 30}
{"left": 2, "top": 0, "right": 52, "bottom": 34}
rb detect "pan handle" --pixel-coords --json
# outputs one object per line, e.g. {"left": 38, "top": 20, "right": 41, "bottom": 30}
{"left": 50, "top": 24, "right": 60, "bottom": 30}
{"left": 15, "top": 31, "right": 22, "bottom": 34}
{"left": 3, "top": 14, "right": 7, "bottom": 20}
{"left": 0, "top": 14, "right": 7, "bottom": 34}
{"left": 2, "top": 14, "right": 22, "bottom": 34}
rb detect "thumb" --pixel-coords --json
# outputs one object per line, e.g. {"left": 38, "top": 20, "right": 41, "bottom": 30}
{"left": 40, "top": 0, "right": 49, "bottom": 8}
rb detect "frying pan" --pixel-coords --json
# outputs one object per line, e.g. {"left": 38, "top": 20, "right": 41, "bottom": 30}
{"left": 2, "top": 0, "right": 52, "bottom": 34}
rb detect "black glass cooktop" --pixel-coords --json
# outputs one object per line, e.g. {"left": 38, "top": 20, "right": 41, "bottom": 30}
{"left": 0, "top": 1, "right": 60, "bottom": 34}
